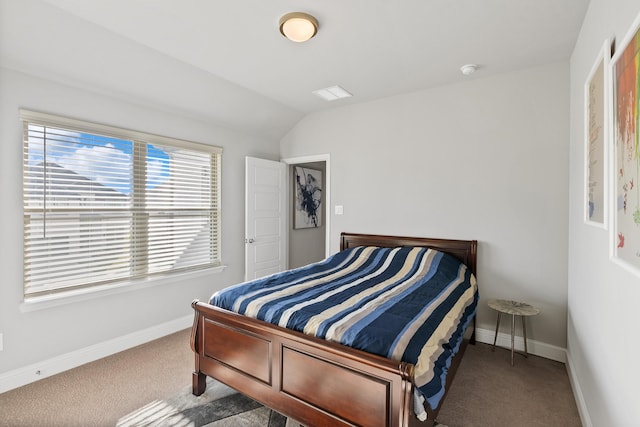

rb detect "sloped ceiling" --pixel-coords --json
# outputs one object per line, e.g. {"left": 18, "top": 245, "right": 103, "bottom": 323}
{"left": 0, "top": 0, "right": 589, "bottom": 139}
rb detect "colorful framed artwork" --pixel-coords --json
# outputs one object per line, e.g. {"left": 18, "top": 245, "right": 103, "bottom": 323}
{"left": 294, "top": 166, "right": 322, "bottom": 229}
{"left": 611, "top": 12, "right": 640, "bottom": 275}
{"left": 584, "top": 39, "right": 610, "bottom": 228}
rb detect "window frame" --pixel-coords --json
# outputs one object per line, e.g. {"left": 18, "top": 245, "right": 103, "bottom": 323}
{"left": 20, "top": 109, "right": 223, "bottom": 301}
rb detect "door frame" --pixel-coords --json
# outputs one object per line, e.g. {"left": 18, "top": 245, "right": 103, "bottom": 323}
{"left": 282, "top": 154, "right": 331, "bottom": 258}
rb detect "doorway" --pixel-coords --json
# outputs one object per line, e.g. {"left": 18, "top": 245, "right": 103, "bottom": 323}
{"left": 282, "top": 154, "right": 330, "bottom": 269}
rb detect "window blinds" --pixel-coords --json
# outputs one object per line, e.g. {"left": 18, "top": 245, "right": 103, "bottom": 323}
{"left": 21, "top": 110, "right": 222, "bottom": 298}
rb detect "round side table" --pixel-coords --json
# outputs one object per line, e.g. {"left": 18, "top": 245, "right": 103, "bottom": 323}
{"left": 488, "top": 299, "right": 540, "bottom": 366}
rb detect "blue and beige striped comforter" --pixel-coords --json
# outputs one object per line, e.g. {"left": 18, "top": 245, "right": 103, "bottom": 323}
{"left": 210, "top": 245, "right": 478, "bottom": 414}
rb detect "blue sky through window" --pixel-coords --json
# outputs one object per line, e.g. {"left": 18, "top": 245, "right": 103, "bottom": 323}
{"left": 27, "top": 125, "right": 170, "bottom": 195}
{"left": 147, "top": 144, "right": 170, "bottom": 192}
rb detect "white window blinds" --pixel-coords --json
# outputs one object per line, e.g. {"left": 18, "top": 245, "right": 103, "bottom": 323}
{"left": 21, "top": 110, "right": 222, "bottom": 299}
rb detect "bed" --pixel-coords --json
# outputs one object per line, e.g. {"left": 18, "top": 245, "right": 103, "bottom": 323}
{"left": 190, "top": 232, "right": 478, "bottom": 427}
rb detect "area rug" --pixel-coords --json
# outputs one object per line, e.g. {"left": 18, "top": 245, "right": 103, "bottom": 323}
{"left": 117, "top": 378, "right": 302, "bottom": 427}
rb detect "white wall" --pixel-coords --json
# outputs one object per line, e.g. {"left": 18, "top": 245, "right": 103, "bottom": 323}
{"left": 281, "top": 62, "right": 570, "bottom": 349}
{"left": 0, "top": 68, "right": 280, "bottom": 384}
{"left": 568, "top": 0, "right": 640, "bottom": 425}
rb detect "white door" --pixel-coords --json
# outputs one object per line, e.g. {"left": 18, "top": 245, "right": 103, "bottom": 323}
{"left": 245, "top": 157, "right": 287, "bottom": 281}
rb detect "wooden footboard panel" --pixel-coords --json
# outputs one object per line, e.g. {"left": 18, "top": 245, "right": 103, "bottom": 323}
{"left": 191, "top": 300, "right": 416, "bottom": 427}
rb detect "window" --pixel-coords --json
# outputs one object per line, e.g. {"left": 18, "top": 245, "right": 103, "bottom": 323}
{"left": 21, "top": 110, "right": 222, "bottom": 299}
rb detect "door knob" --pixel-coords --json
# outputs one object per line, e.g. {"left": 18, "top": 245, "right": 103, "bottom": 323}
{"left": 245, "top": 238, "right": 255, "bottom": 244}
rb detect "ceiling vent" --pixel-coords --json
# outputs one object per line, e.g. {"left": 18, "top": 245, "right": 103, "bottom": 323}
{"left": 312, "top": 85, "right": 353, "bottom": 101}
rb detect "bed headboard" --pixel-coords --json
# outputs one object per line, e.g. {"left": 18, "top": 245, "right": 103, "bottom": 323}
{"left": 340, "top": 232, "right": 478, "bottom": 276}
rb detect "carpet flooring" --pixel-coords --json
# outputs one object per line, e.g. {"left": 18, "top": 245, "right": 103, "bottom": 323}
{"left": 0, "top": 328, "right": 582, "bottom": 426}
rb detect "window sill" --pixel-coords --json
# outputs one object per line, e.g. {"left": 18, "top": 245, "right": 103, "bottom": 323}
{"left": 19, "top": 264, "right": 227, "bottom": 312}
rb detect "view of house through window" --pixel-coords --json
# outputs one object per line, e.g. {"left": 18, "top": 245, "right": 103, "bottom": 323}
{"left": 21, "top": 110, "right": 222, "bottom": 299}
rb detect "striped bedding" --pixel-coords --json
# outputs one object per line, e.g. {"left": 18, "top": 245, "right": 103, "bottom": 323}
{"left": 210, "top": 245, "right": 478, "bottom": 415}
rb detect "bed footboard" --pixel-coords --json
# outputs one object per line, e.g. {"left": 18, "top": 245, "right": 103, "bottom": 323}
{"left": 190, "top": 299, "right": 423, "bottom": 427}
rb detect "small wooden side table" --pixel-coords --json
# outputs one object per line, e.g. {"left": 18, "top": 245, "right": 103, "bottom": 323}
{"left": 488, "top": 299, "right": 540, "bottom": 366}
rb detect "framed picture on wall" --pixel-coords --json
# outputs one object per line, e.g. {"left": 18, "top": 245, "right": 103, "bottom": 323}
{"left": 611, "top": 11, "right": 640, "bottom": 276}
{"left": 294, "top": 166, "right": 322, "bottom": 229}
{"left": 584, "top": 39, "right": 610, "bottom": 228}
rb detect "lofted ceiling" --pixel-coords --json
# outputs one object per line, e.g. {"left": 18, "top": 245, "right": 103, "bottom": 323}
{"left": 1, "top": 0, "right": 590, "bottom": 139}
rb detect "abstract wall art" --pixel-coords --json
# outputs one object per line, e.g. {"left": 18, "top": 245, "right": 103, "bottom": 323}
{"left": 611, "top": 12, "right": 640, "bottom": 276}
{"left": 584, "top": 39, "right": 610, "bottom": 228}
{"left": 294, "top": 166, "right": 322, "bottom": 229}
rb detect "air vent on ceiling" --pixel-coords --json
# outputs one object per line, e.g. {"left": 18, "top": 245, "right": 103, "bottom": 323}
{"left": 312, "top": 85, "right": 353, "bottom": 101}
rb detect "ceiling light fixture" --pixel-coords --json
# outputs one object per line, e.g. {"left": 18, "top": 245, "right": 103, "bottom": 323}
{"left": 460, "top": 64, "right": 478, "bottom": 76}
{"left": 279, "top": 12, "right": 318, "bottom": 42}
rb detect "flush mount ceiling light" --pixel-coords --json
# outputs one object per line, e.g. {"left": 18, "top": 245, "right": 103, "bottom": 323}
{"left": 312, "top": 85, "right": 353, "bottom": 101}
{"left": 279, "top": 12, "right": 318, "bottom": 42}
{"left": 460, "top": 64, "right": 478, "bottom": 75}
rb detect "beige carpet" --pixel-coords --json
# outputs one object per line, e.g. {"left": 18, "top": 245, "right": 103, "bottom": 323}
{"left": 0, "top": 329, "right": 581, "bottom": 426}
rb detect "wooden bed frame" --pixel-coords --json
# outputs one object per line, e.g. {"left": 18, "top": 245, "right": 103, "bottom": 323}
{"left": 190, "top": 232, "right": 478, "bottom": 427}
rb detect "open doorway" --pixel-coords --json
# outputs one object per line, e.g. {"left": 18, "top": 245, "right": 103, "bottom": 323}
{"left": 282, "top": 154, "right": 330, "bottom": 269}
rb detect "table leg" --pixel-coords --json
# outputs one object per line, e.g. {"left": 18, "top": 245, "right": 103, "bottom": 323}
{"left": 510, "top": 314, "right": 516, "bottom": 366}
{"left": 492, "top": 312, "right": 501, "bottom": 351}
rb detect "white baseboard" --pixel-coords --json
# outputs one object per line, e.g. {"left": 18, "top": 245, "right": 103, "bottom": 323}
{"left": 0, "top": 314, "right": 193, "bottom": 394}
{"left": 564, "top": 351, "right": 593, "bottom": 427}
{"left": 474, "top": 327, "right": 567, "bottom": 363}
